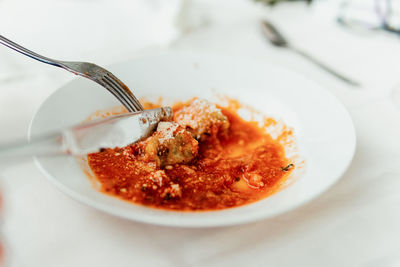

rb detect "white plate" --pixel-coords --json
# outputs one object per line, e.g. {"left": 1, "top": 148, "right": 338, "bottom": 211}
{"left": 30, "top": 52, "right": 356, "bottom": 227}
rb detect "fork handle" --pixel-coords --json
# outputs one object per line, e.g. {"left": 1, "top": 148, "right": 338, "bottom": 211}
{"left": 1, "top": 35, "right": 145, "bottom": 113}
{"left": 289, "top": 46, "right": 360, "bottom": 87}
{"left": 0, "top": 35, "right": 64, "bottom": 68}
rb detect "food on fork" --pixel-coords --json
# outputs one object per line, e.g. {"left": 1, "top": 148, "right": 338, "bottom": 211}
{"left": 87, "top": 98, "right": 294, "bottom": 211}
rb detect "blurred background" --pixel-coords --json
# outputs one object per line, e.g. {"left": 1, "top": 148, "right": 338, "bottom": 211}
{"left": 1, "top": 0, "right": 400, "bottom": 266}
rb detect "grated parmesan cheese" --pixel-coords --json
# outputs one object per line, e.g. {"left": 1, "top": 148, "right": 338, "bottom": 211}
{"left": 155, "top": 121, "right": 180, "bottom": 143}
{"left": 173, "top": 98, "right": 229, "bottom": 139}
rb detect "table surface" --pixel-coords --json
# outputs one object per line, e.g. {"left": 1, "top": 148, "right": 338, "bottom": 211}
{"left": 1, "top": 0, "right": 400, "bottom": 266}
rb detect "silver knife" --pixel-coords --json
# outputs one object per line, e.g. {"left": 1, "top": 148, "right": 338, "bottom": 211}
{"left": 0, "top": 107, "right": 172, "bottom": 158}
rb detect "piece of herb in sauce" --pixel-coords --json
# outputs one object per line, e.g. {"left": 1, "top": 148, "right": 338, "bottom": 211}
{"left": 281, "top": 163, "right": 294, "bottom": 172}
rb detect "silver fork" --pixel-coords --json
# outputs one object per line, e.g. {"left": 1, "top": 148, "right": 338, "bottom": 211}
{"left": 0, "top": 35, "right": 144, "bottom": 112}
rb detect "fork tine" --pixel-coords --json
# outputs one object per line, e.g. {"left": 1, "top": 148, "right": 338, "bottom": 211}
{"left": 105, "top": 73, "right": 144, "bottom": 111}
{"left": 100, "top": 77, "right": 137, "bottom": 112}
{"left": 103, "top": 75, "right": 139, "bottom": 111}
{"left": 102, "top": 76, "right": 139, "bottom": 112}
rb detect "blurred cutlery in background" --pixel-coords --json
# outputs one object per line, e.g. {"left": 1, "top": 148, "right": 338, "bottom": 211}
{"left": 261, "top": 19, "right": 360, "bottom": 87}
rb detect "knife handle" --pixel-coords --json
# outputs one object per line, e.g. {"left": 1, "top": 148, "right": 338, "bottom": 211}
{"left": 0, "top": 134, "right": 67, "bottom": 160}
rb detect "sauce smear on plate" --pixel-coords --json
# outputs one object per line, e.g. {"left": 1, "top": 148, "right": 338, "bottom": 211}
{"left": 87, "top": 98, "right": 293, "bottom": 211}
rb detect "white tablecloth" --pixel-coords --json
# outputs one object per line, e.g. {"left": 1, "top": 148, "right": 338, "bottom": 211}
{"left": 1, "top": 0, "right": 400, "bottom": 266}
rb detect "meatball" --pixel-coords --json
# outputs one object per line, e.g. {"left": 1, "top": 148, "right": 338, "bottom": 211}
{"left": 173, "top": 98, "right": 229, "bottom": 140}
{"left": 140, "top": 121, "right": 199, "bottom": 167}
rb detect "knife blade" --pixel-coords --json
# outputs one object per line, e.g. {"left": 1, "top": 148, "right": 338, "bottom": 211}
{"left": 0, "top": 107, "right": 172, "bottom": 158}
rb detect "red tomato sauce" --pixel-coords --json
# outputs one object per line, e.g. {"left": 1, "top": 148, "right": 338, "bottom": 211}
{"left": 87, "top": 101, "right": 293, "bottom": 211}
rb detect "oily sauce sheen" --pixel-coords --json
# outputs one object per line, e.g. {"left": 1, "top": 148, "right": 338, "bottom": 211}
{"left": 88, "top": 102, "right": 293, "bottom": 211}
